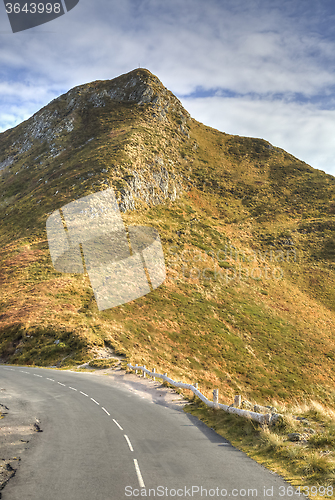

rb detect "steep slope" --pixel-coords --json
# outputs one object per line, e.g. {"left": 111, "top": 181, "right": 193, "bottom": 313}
{"left": 1, "top": 68, "right": 335, "bottom": 409}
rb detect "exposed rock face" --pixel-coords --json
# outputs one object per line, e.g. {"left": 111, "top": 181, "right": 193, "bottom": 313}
{"left": 0, "top": 156, "right": 14, "bottom": 171}
{"left": 118, "top": 165, "right": 182, "bottom": 212}
{"left": 11, "top": 109, "right": 74, "bottom": 159}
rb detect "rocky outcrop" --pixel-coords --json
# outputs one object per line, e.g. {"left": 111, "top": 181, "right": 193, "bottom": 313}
{"left": 0, "top": 157, "right": 14, "bottom": 171}
{"left": 118, "top": 165, "right": 183, "bottom": 212}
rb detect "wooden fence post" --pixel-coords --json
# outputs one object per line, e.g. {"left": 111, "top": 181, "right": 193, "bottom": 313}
{"left": 213, "top": 389, "right": 219, "bottom": 409}
{"left": 234, "top": 395, "right": 242, "bottom": 407}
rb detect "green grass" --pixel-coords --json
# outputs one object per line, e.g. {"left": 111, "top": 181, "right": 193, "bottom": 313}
{"left": 0, "top": 323, "right": 89, "bottom": 367}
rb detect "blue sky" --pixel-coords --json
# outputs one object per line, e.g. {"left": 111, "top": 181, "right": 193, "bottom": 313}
{"left": 1, "top": 0, "right": 335, "bottom": 174}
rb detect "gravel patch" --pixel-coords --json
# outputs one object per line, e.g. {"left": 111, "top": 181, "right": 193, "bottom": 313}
{"left": 71, "top": 366, "right": 188, "bottom": 411}
{"left": 0, "top": 387, "right": 41, "bottom": 497}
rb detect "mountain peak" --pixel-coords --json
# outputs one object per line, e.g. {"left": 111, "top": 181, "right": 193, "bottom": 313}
{"left": 51, "top": 67, "right": 189, "bottom": 121}
{"left": 0, "top": 68, "right": 193, "bottom": 221}
{"left": 0, "top": 68, "right": 190, "bottom": 177}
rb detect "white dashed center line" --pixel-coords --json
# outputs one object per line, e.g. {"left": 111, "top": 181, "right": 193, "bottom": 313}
{"left": 1, "top": 365, "right": 148, "bottom": 493}
{"left": 124, "top": 435, "right": 134, "bottom": 452}
{"left": 133, "top": 459, "right": 145, "bottom": 488}
{"left": 112, "top": 419, "right": 123, "bottom": 431}
{"left": 5, "top": 367, "right": 143, "bottom": 482}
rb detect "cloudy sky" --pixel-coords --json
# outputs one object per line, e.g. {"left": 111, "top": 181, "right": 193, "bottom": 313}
{"left": 1, "top": 0, "right": 335, "bottom": 174}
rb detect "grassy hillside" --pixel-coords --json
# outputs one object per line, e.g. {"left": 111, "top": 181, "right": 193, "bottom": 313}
{"left": 0, "top": 68, "right": 335, "bottom": 413}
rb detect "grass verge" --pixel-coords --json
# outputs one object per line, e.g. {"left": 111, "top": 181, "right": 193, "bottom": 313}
{"left": 184, "top": 397, "right": 335, "bottom": 500}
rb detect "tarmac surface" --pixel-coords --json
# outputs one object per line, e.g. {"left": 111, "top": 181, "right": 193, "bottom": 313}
{"left": 0, "top": 365, "right": 296, "bottom": 499}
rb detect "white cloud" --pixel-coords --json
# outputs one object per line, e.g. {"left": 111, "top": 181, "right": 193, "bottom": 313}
{"left": 2, "top": 0, "right": 335, "bottom": 95}
{"left": 1, "top": 0, "right": 335, "bottom": 173}
{"left": 181, "top": 95, "right": 335, "bottom": 175}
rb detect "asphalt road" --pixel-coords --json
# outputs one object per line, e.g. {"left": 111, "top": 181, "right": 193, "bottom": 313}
{"left": 0, "top": 366, "right": 297, "bottom": 500}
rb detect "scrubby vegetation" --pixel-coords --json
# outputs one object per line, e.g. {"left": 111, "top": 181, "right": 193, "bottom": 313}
{"left": 88, "top": 358, "right": 119, "bottom": 369}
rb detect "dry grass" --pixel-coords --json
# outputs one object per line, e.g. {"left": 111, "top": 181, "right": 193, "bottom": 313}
{"left": 185, "top": 396, "right": 335, "bottom": 498}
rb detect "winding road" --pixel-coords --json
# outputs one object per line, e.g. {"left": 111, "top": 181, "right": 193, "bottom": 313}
{"left": 0, "top": 366, "right": 296, "bottom": 499}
